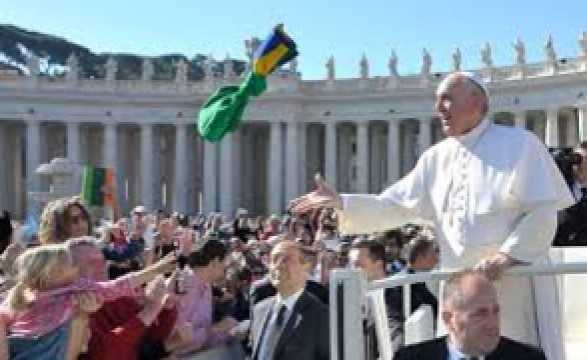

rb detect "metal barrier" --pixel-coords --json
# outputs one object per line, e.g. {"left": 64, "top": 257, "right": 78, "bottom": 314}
{"left": 329, "top": 261, "right": 587, "bottom": 360}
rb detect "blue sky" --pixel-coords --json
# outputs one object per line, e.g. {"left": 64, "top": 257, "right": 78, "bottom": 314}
{"left": 2, "top": 0, "right": 587, "bottom": 79}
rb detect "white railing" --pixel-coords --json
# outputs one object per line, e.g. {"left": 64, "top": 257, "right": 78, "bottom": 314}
{"left": 329, "top": 255, "right": 587, "bottom": 360}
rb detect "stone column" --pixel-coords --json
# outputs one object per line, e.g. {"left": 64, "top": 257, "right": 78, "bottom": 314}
{"left": 103, "top": 122, "right": 117, "bottom": 169}
{"left": 325, "top": 121, "right": 337, "bottom": 187}
{"left": 219, "top": 133, "right": 235, "bottom": 216}
{"left": 566, "top": 111, "right": 578, "bottom": 146}
{"left": 298, "top": 123, "right": 307, "bottom": 193}
{"left": 418, "top": 117, "right": 432, "bottom": 155}
{"left": 203, "top": 141, "right": 218, "bottom": 214}
{"left": 267, "top": 121, "right": 283, "bottom": 215}
{"left": 25, "top": 120, "right": 41, "bottom": 214}
{"left": 285, "top": 122, "right": 299, "bottom": 202}
{"left": 66, "top": 121, "right": 81, "bottom": 164}
{"left": 545, "top": 108, "right": 559, "bottom": 147}
{"left": 578, "top": 107, "right": 587, "bottom": 142}
{"left": 140, "top": 123, "right": 155, "bottom": 210}
{"left": 173, "top": 123, "right": 188, "bottom": 213}
{"left": 356, "top": 121, "right": 369, "bottom": 193}
{"left": 514, "top": 110, "right": 526, "bottom": 128}
{"left": 387, "top": 120, "right": 400, "bottom": 183}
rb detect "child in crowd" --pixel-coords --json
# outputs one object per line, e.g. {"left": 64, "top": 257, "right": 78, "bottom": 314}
{"left": 0, "top": 240, "right": 175, "bottom": 359}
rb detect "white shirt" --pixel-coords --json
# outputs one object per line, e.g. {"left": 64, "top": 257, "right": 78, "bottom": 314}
{"left": 446, "top": 338, "right": 485, "bottom": 360}
{"left": 571, "top": 182, "right": 587, "bottom": 202}
{"left": 273, "top": 287, "right": 304, "bottom": 326}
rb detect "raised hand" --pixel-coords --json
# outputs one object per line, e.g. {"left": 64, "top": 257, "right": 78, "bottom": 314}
{"left": 73, "top": 291, "right": 103, "bottom": 314}
{"left": 289, "top": 173, "right": 343, "bottom": 214}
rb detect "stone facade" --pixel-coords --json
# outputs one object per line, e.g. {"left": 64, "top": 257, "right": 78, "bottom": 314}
{"left": 2, "top": 39, "right": 587, "bottom": 218}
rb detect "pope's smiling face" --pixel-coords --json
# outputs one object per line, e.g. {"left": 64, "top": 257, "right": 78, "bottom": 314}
{"left": 435, "top": 74, "right": 485, "bottom": 137}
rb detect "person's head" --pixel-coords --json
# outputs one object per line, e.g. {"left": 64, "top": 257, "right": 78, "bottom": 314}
{"left": 176, "top": 213, "right": 189, "bottom": 228}
{"left": 348, "top": 238, "right": 387, "bottom": 281}
{"left": 334, "top": 241, "right": 351, "bottom": 267}
{"left": 229, "top": 237, "right": 244, "bottom": 252}
{"left": 442, "top": 270, "right": 500, "bottom": 356}
{"left": 268, "top": 241, "right": 312, "bottom": 297}
{"left": 403, "top": 236, "right": 438, "bottom": 271}
{"left": 155, "top": 209, "right": 167, "bottom": 224}
{"left": 188, "top": 239, "right": 228, "bottom": 284}
{"left": 435, "top": 72, "right": 489, "bottom": 137}
{"left": 129, "top": 206, "right": 148, "bottom": 235}
{"left": 376, "top": 229, "right": 405, "bottom": 261}
{"left": 158, "top": 218, "right": 174, "bottom": 241}
{"left": 573, "top": 141, "right": 587, "bottom": 183}
{"left": 38, "top": 196, "right": 92, "bottom": 245}
{"left": 5, "top": 243, "right": 78, "bottom": 310}
{"left": 67, "top": 236, "right": 108, "bottom": 281}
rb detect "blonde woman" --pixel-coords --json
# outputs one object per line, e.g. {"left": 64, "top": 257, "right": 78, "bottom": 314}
{"left": 0, "top": 240, "right": 175, "bottom": 359}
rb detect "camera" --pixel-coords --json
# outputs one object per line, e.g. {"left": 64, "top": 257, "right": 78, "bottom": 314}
{"left": 174, "top": 253, "right": 189, "bottom": 295}
{"left": 177, "top": 253, "right": 189, "bottom": 268}
{"left": 549, "top": 147, "right": 582, "bottom": 187}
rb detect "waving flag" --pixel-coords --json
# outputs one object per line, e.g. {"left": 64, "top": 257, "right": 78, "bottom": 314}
{"left": 81, "top": 166, "right": 116, "bottom": 206}
{"left": 198, "top": 24, "right": 298, "bottom": 142}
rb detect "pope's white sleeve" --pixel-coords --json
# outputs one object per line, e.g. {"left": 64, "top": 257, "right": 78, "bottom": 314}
{"left": 336, "top": 150, "right": 434, "bottom": 235}
{"left": 500, "top": 203, "right": 558, "bottom": 263}
{"left": 337, "top": 194, "right": 419, "bottom": 235}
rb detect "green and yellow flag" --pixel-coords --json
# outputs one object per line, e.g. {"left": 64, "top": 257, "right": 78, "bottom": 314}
{"left": 81, "top": 166, "right": 115, "bottom": 206}
{"left": 198, "top": 24, "right": 298, "bottom": 142}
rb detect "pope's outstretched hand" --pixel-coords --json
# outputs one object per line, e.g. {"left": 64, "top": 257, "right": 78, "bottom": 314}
{"left": 289, "top": 174, "right": 343, "bottom": 214}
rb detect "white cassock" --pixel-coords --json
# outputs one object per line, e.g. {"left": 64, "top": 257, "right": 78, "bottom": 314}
{"left": 338, "top": 118, "right": 574, "bottom": 360}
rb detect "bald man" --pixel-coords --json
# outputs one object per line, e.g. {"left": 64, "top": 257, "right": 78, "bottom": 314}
{"left": 290, "top": 71, "right": 572, "bottom": 359}
{"left": 393, "top": 270, "right": 546, "bottom": 360}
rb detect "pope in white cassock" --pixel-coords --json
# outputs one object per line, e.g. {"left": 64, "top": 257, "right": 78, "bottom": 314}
{"left": 290, "top": 71, "right": 574, "bottom": 360}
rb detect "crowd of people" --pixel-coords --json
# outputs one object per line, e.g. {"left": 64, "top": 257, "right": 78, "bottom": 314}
{"left": 0, "top": 198, "right": 438, "bottom": 360}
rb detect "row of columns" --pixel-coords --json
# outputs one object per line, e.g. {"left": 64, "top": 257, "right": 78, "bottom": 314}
{"left": 14, "top": 106, "right": 587, "bottom": 217}
{"left": 22, "top": 121, "right": 193, "bottom": 215}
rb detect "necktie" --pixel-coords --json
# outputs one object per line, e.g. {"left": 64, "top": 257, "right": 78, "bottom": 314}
{"left": 581, "top": 187, "right": 587, "bottom": 201}
{"left": 258, "top": 304, "right": 288, "bottom": 360}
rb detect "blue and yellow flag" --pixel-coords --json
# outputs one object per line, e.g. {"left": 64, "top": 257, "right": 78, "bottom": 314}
{"left": 198, "top": 24, "right": 298, "bottom": 142}
{"left": 252, "top": 25, "right": 298, "bottom": 76}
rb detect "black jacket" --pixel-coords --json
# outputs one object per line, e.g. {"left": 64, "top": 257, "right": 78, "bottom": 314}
{"left": 251, "top": 291, "right": 329, "bottom": 360}
{"left": 393, "top": 336, "right": 546, "bottom": 360}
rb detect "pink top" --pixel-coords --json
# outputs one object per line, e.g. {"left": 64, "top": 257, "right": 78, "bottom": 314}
{"left": 0, "top": 276, "right": 137, "bottom": 337}
{"left": 174, "top": 270, "right": 232, "bottom": 355}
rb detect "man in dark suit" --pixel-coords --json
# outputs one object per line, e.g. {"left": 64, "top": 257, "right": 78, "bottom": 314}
{"left": 250, "top": 241, "right": 329, "bottom": 360}
{"left": 393, "top": 269, "right": 546, "bottom": 360}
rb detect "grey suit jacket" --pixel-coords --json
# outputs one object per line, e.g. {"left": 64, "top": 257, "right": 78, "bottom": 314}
{"left": 250, "top": 290, "right": 329, "bottom": 360}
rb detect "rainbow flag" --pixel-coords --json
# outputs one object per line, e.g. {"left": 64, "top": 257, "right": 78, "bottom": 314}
{"left": 81, "top": 166, "right": 115, "bottom": 206}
